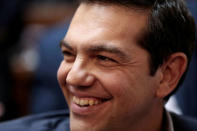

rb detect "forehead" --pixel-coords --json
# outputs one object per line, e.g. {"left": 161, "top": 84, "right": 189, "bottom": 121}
{"left": 64, "top": 3, "right": 148, "bottom": 49}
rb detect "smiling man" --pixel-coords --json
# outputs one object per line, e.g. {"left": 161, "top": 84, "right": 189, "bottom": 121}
{"left": 58, "top": 2, "right": 164, "bottom": 131}
{"left": 57, "top": 0, "right": 196, "bottom": 130}
{"left": 0, "top": 0, "right": 197, "bottom": 131}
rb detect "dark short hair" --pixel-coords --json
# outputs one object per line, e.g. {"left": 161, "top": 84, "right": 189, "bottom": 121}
{"left": 78, "top": 0, "right": 196, "bottom": 99}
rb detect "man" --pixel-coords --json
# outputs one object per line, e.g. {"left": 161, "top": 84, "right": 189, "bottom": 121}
{"left": 0, "top": 0, "right": 196, "bottom": 131}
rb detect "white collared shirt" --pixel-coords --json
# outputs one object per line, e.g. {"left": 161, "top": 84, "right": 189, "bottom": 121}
{"left": 165, "top": 109, "right": 174, "bottom": 131}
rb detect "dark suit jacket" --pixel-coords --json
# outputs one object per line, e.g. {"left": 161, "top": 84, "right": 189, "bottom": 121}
{"left": 0, "top": 110, "right": 69, "bottom": 131}
{"left": 171, "top": 113, "right": 197, "bottom": 131}
{"left": 0, "top": 110, "right": 197, "bottom": 131}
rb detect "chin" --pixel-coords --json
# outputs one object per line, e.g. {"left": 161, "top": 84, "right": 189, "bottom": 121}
{"left": 70, "top": 114, "right": 106, "bottom": 131}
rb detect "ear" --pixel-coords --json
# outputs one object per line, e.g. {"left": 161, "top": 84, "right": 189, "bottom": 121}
{"left": 156, "top": 53, "right": 187, "bottom": 98}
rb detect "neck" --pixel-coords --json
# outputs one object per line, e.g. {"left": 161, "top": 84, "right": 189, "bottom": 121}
{"left": 129, "top": 100, "right": 164, "bottom": 131}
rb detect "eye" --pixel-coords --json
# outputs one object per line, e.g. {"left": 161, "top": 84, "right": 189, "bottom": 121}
{"left": 62, "top": 50, "right": 73, "bottom": 56}
{"left": 62, "top": 50, "right": 75, "bottom": 62}
{"left": 97, "top": 55, "right": 117, "bottom": 63}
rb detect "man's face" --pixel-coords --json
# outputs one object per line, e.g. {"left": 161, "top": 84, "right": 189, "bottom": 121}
{"left": 58, "top": 3, "right": 162, "bottom": 131}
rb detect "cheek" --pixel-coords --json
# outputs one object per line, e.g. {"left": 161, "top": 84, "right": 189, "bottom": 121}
{"left": 57, "top": 61, "right": 70, "bottom": 86}
{"left": 99, "top": 69, "right": 152, "bottom": 104}
{"left": 98, "top": 71, "right": 133, "bottom": 98}
{"left": 57, "top": 61, "right": 72, "bottom": 103}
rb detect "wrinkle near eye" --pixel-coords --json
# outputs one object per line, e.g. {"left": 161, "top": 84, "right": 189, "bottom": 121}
{"left": 119, "top": 60, "right": 142, "bottom": 68}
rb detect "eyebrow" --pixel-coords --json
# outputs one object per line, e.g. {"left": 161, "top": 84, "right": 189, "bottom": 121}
{"left": 59, "top": 40, "right": 73, "bottom": 51}
{"left": 87, "top": 44, "right": 128, "bottom": 60}
{"left": 59, "top": 40, "right": 129, "bottom": 60}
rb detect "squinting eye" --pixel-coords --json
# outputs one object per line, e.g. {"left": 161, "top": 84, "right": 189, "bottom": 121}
{"left": 97, "top": 55, "right": 117, "bottom": 63}
{"left": 62, "top": 51, "right": 73, "bottom": 56}
{"left": 62, "top": 50, "right": 75, "bottom": 62}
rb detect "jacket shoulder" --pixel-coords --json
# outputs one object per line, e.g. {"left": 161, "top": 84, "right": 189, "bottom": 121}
{"left": 0, "top": 110, "right": 69, "bottom": 131}
{"left": 171, "top": 112, "right": 197, "bottom": 131}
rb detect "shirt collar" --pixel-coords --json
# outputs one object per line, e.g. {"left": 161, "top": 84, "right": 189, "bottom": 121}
{"left": 164, "top": 109, "right": 174, "bottom": 131}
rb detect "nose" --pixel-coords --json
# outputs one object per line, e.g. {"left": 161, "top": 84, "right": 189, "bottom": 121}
{"left": 66, "top": 58, "right": 95, "bottom": 87}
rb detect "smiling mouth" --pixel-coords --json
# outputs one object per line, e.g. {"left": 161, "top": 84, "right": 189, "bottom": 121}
{"left": 72, "top": 96, "right": 109, "bottom": 107}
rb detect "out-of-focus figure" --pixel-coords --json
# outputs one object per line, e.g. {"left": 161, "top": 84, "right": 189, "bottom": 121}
{"left": 0, "top": 0, "right": 29, "bottom": 121}
{"left": 1, "top": 0, "right": 76, "bottom": 121}
{"left": 29, "top": 22, "right": 69, "bottom": 114}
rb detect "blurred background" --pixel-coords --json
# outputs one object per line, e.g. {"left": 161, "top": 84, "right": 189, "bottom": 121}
{"left": 0, "top": 0, "right": 77, "bottom": 121}
{"left": 0, "top": 0, "right": 197, "bottom": 122}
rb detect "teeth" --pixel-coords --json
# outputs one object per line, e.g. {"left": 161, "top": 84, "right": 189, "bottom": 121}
{"left": 84, "top": 99, "right": 89, "bottom": 105}
{"left": 73, "top": 96, "right": 101, "bottom": 106}
{"left": 74, "top": 96, "right": 80, "bottom": 104}
{"left": 80, "top": 99, "right": 85, "bottom": 106}
{"left": 89, "top": 99, "right": 94, "bottom": 106}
